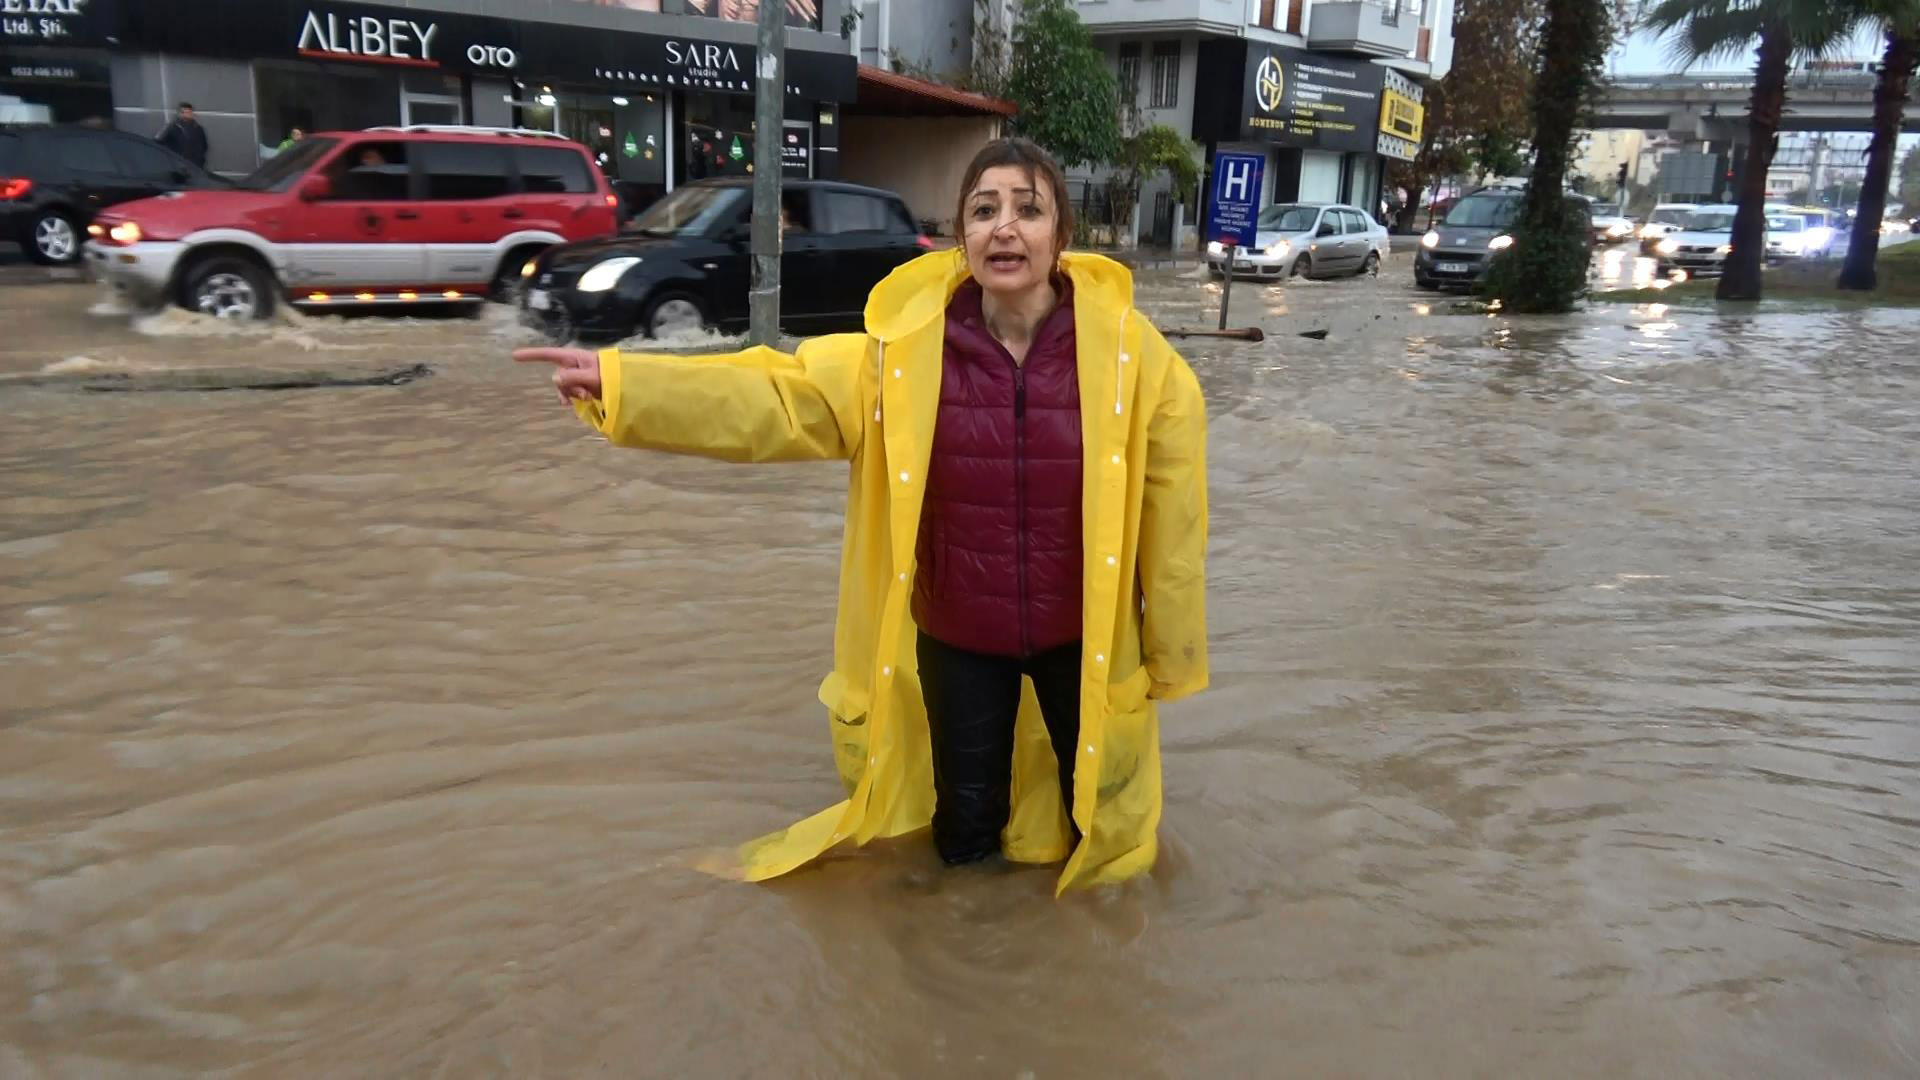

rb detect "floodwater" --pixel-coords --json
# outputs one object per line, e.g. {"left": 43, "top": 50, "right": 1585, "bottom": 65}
{"left": 3, "top": 263, "right": 1917, "bottom": 1077}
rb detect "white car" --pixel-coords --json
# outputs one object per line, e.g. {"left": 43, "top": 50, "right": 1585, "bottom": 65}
{"left": 1653, "top": 204, "right": 1737, "bottom": 276}
{"left": 1590, "top": 209, "right": 1637, "bottom": 244}
{"left": 1638, "top": 203, "right": 1700, "bottom": 253}
{"left": 1206, "top": 202, "right": 1390, "bottom": 280}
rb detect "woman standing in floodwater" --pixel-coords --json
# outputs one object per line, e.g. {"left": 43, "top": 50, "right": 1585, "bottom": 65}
{"left": 517, "top": 138, "right": 1208, "bottom": 892}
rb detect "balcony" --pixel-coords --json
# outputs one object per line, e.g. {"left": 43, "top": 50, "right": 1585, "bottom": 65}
{"left": 1307, "top": 2, "right": 1420, "bottom": 59}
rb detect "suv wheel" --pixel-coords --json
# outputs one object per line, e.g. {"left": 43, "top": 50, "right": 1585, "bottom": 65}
{"left": 181, "top": 255, "right": 275, "bottom": 320}
{"left": 645, "top": 293, "right": 707, "bottom": 339}
{"left": 28, "top": 211, "right": 80, "bottom": 265}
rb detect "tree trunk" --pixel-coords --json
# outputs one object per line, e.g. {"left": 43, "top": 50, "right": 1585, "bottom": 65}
{"left": 1838, "top": 26, "right": 1920, "bottom": 292}
{"left": 1719, "top": 23, "right": 1791, "bottom": 302}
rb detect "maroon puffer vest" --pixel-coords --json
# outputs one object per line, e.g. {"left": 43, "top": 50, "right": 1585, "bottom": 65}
{"left": 912, "top": 279, "right": 1083, "bottom": 657}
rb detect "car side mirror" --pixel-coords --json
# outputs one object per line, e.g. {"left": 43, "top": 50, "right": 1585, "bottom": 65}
{"left": 298, "top": 174, "right": 331, "bottom": 202}
{"left": 1317, "top": 223, "right": 1337, "bottom": 237}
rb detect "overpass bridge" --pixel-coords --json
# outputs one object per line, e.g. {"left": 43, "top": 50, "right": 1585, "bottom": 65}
{"left": 1594, "top": 70, "right": 1920, "bottom": 139}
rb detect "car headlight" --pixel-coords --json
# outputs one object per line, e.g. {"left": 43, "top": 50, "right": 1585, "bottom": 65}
{"left": 1639, "top": 224, "right": 1658, "bottom": 238}
{"left": 104, "top": 221, "right": 142, "bottom": 245}
{"left": 1607, "top": 222, "right": 1632, "bottom": 236}
{"left": 1265, "top": 239, "right": 1290, "bottom": 257}
{"left": 1420, "top": 231, "right": 1439, "bottom": 249}
{"left": 1487, "top": 234, "right": 1514, "bottom": 251}
{"left": 1716, "top": 244, "right": 1732, "bottom": 256}
{"left": 577, "top": 256, "right": 640, "bottom": 292}
{"left": 1206, "top": 241, "right": 1224, "bottom": 256}
{"left": 1656, "top": 238, "right": 1679, "bottom": 255}
{"left": 521, "top": 259, "right": 538, "bottom": 278}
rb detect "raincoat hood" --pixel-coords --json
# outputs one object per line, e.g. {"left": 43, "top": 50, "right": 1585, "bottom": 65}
{"left": 573, "top": 248, "right": 1209, "bottom": 894}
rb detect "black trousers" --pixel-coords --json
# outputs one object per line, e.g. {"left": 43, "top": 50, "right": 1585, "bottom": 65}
{"left": 916, "top": 631, "right": 1082, "bottom": 865}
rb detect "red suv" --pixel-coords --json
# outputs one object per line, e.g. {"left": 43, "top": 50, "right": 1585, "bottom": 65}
{"left": 87, "top": 126, "right": 619, "bottom": 320}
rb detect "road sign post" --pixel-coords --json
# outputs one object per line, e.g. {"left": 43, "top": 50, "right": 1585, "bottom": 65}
{"left": 1207, "top": 151, "right": 1264, "bottom": 331}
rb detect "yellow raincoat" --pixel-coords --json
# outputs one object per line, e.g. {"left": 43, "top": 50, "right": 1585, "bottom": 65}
{"left": 571, "top": 248, "right": 1208, "bottom": 893}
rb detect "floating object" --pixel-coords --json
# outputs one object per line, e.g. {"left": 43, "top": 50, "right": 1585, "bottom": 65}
{"left": 2, "top": 363, "right": 433, "bottom": 394}
{"left": 1162, "top": 326, "right": 1265, "bottom": 342}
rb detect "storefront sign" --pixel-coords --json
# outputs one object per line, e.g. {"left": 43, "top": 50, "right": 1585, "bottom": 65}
{"left": 116, "top": 0, "right": 857, "bottom": 102}
{"left": 1238, "top": 43, "right": 1381, "bottom": 155}
{"left": 781, "top": 123, "right": 811, "bottom": 178}
{"left": 2, "top": 0, "right": 112, "bottom": 45}
{"left": 1375, "top": 67, "right": 1425, "bottom": 162}
{"left": 298, "top": 9, "right": 438, "bottom": 66}
{"left": 6, "top": 55, "right": 106, "bottom": 82}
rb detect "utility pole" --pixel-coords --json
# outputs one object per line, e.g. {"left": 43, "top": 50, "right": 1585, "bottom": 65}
{"left": 749, "top": 0, "right": 786, "bottom": 346}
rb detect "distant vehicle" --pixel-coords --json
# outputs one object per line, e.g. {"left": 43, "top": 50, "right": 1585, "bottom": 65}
{"left": 1590, "top": 208, "right": 1637, "bottom": 244}
{"left": 1653, "top": 204, "right": 1738, "bottom": 276}
{"left": 1764, "top": 211, "right": 1815, "bottom": 261}
{"left": 1, "top": 123, "right": 227, "bottom": 265}
{"left": 523, "top": 178, "right": 930, "bottom": 341}
{"left": 87, "top": 125, "right": 619, "bottom": 319}
{"left": 1787, "top": 207, "right": 1841, "bottom": 257}
{"left": 1413, "top": 188, "right": 1594, "bottom": 290}
{"left": 1637, "top": 203, "right": 1699, "bottom": 253}
{"left": 1204, "top": 202, "right": 1390, "bottom": 280}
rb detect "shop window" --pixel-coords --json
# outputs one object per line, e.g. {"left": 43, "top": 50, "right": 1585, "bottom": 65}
{"left": 1149, "top": 42, "right": 1179, "bottom": 110}
{"left": 822, "top": 191, "right": 904, "bottom": 236}
{"left": 420, "top": 142, "right": 514, "bottom": 201}
{"left": 326, "top": 142, "right": 410, "bottom": 201}
{"left": 516, "top": 146, "right": 595, "bottom": 194}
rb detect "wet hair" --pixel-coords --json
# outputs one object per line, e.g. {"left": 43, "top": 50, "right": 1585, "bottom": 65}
{"left": 953, "top": 137, "right": 1074, "bottom": 255}
{"left": 178, "top": 102, "right": 194, "bottom": 112}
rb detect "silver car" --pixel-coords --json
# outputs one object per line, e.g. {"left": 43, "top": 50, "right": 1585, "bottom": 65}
{"left": 1206, "top": 202, "right": 1389, "bottom": 280}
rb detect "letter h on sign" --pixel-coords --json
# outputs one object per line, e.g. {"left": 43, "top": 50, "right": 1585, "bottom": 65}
{"left": 1206, "top": 151, "right": 1265, "bottom": 247}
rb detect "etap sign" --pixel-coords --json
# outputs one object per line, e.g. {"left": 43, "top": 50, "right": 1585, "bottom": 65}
{"left": 2, "top": 0, "right": 114, "bottom": 45}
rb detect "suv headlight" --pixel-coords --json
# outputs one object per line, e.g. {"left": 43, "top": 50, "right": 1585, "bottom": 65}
{"left": 1420, "top": 231, "right": 1440, "bottom": 249}
{"left": 1265, "top": 239, "right": 1290, "bottom": 257}
{"left": 1487, "top": 234, "right": 1514, "bottom": 251}
{"left": 577, "top": 256, "right": 640, "bottom": 292}
{"left": 1656, "top": 238, "right": 1679, "bottom": 255}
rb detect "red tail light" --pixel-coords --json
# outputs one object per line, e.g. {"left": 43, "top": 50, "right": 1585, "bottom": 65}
{"left": 605, "top": 194, "right": 619, "bottom": 207}
{"left": 0, "top": 177, "right": 31, "bottom": 199}
{"left": 916, "top": 234, "right": 934, "bottom": 250}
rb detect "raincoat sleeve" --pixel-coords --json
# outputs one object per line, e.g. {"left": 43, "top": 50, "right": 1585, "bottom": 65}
{"left": 571, "top": 337, "right": 867, "bottom": 463}
{"left": 1139, "top": 343, "right": 1210, "bottom": 702}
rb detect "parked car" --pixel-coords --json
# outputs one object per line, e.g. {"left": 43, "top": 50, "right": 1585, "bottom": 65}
{"left": 524, "top": 178, "right": 931, "bottom": 341}
{"left": 1637, "top": 202, "right": 1699, "bottom": 253}
{"left": 1204, "top": 202, "right": 1389, "bottom": 280}
{"left": 1413, "top": 189, "right": 1595, "bottom": 290}
{"left": 87, "top": 125, "right": 619, "bottom": 319}
{"left": 1653, "top": 204, "right": 1737, "bottom": 276}
{"left": 1, "top": 123, "right": 226, "bottom": 265}
{"left": 1589, "top": 208, "right": 1637, "bottom": 244}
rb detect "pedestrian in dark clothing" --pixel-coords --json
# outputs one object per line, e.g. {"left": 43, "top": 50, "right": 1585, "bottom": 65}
{"left": 157, "top": 103, "right": 208, "bottom": 167}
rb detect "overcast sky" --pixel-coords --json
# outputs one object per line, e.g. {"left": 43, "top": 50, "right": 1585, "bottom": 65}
{"left": 1610, "top": 24, "right": 1885, "bottom": 75}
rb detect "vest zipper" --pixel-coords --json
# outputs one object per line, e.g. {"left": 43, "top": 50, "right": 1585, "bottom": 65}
{"left": 1013, "top": 361, "right": 1031, "bottom": 658}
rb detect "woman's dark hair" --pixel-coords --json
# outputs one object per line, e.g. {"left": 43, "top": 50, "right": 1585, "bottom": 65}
{"left": 953, "top": 137, "right": 1074, "bottom": 253}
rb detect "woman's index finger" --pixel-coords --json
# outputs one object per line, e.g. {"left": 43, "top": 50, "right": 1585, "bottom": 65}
{"left": 512, "top": 347, "right": 589, "bottom": 367}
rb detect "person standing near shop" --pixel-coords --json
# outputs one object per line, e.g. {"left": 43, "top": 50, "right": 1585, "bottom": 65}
{"left": 515, "top": 138, "right": 1210, "bottom": 893}
{"left": 157, "top": 103, "right": 208, "bottom": 168}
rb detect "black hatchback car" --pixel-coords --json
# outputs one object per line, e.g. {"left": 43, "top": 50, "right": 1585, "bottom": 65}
{"left": 1414, "top": 188, "right": 1594, "bottom": 290}
{"left": 525, "top": 178, "right": 930, "bottom": 341}
{"left": 1, "top": 124, "right": 226, "bottom": 264}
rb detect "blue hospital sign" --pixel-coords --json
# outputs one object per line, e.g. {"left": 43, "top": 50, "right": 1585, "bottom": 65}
{"left": 1207, "top": 152, "right": 1264, "bottom": 247}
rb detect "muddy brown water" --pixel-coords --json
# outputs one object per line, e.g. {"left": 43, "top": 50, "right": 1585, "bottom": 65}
{"left": 2, "top": 265, "right": 1917, "bottom": 1077}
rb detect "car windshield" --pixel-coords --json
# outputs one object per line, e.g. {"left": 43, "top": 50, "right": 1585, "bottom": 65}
{"left": 1766, "top": 215, "right": 1803, "bottom": 232}
{"left": 629, "top": 184, "right": 744, "bottom": 237}
{"left": 1685, "top": 211, "right": 1736, "bottom": 233}
{"left": 1444, "top": 196, "right": 1521, "bottom": 228}
{"left": 234, "top": 137, "right": 337, "bottom": 192}
{"left": 1257, "top": 205, "right": 1321, "bottom": 232}
{"left": 1651, "top": 208, "right": 1693, "bottom": 225}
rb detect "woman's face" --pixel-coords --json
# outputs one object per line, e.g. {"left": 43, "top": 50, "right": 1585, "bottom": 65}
{"left": 962, "top": 165, "right": 1060, "bottom": 298}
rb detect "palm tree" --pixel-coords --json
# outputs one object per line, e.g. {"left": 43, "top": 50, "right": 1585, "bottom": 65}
{"left": 1838, "top": 2, "right": 1920, "bottom": 290}
{"left": 1643, "top": 0, "right": 1860, "bottom": 300}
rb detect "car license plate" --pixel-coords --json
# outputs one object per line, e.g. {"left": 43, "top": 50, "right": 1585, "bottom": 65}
{"left": 1437, "top": 262, "right": 1470, "bottom": 273}
{"left": 527, "top": 289, "right": 552, "bottom": 312}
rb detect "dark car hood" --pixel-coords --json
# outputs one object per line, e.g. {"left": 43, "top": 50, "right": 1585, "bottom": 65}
{"left": 538, "top": 231, "right": 713, "bottom": 273}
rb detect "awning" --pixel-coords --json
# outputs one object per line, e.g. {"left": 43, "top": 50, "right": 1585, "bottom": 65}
{"left": 849, "top": 64, "right": 1016, "bottom": 118}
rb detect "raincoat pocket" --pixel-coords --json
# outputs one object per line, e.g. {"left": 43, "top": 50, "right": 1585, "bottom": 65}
{"left": 818, "top": 671, "right": 872, "bottom": 796}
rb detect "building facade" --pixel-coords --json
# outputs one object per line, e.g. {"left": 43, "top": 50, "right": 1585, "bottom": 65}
{"left": 1073, "top": 0, "right": 1452, "bottom": 246}
{"left": 1, "top": 0, "right": 861, "bottom": 202}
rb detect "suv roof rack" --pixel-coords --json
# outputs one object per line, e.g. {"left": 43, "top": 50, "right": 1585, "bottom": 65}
{"left": 363, "top": 125, "right": 569, "bottom": 140}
